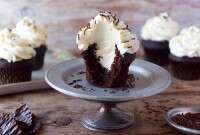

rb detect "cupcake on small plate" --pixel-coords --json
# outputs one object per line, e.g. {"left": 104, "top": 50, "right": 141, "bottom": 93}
{"left": 0, "top": 28, "right": 36, "bottom": 84}
{"left": 169, "top": 26, "right": 200, "bottom": 80}
{"left": 14, "top": 17, "right": 47, "bottom": 70}
{"left": 77, "top": 11, "right": 139, "bottom": 88}
{"left": 141, "top": 12, "right": 179, "bottom": 66}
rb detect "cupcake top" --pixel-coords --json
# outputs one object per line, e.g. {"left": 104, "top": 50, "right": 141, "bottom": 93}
{"left": 0, "top": 28, "right": 36, "bottom": 62}
{"left": 76, "top": 11, "right": 139, "bottom": 69}
{"left": 141, "top": 12, "right": 179, "bottom": 41}
{"left": 169, "top": 26, "right": 200, "bottom": 58}
{"left": 14, "top": 17, "right": 47, "bottom": 48}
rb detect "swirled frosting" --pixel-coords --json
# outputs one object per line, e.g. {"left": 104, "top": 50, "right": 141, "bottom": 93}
{"left": 0, "top": 28, "right": 36, "bottom": 62}
{"left": 14, "top": 17, "right": 47, "bottom": 48}
{"left": 169, "top": 26, "right": 200, "bottom": 57}
{"left": 141, "top": 12, "right": 179, "bottom": 41}
{"left": 76, "top": 11, "right": 139, "bottom": 69}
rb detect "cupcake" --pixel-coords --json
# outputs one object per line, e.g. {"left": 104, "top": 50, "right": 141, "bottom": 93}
{"left": 141, "top": 12, "right": 179, "bottom": 66}
{"left": 169, "top": 26, "right": 200, "bottom": 80}
{"left": 76, "top": 11, "right": 139, "bottom": 88}
{"left": 14, "top": 17, "right": 47, "bottom": 70}
{"left": 0, "top": 28, "right": 36, "bottom": 84}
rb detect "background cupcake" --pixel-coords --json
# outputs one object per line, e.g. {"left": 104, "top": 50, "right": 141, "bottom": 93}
{"left": 141, "top": 12, "right": 179, "bottom": 66}
{"left": 14, "top": 17, "right": 47, "bottom": 70}
{"left": 169, "top": 26, "right": 200, "bottom": 80}
{"left": 0, "top": 28, "right": 36, "bottom": 84}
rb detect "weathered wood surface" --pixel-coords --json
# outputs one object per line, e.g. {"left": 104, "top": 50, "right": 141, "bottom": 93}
{"left": 0, "top": 0, "right": 199, "bottom": 135}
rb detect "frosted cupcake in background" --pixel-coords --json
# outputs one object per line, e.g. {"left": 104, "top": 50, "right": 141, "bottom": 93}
{"left": 141, "top": 12, "right": 179, "bottom": 66}
{"left": 14, "top": 17, "right": 47, "bottom": 70}
{"left": 169, "top": 26, "right": 200, "bottom": 80}
{"left": 0, "top": 28, "right": 36, "bottom": 84}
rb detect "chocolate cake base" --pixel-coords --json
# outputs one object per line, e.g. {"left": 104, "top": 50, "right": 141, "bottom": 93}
{"left": 82, "top": 43, "right": 135, "bottom": 88}
{"left": 141, "top": 39, "right": 169, "bottom": 66}
{"left": 169, "top": 54, "right": 200, "bottom": 80}
{"left": 0, "top": 59, "right": 33, "bottom": 85}
{"left": 33, "top": 45, "right": 47, "bottom": 70}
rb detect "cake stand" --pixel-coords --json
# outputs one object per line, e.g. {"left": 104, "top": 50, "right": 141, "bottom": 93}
{"left": 45, "top": 59, "right": 171, "bottom": 132}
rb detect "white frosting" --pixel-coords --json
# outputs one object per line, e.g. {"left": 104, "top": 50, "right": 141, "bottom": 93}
{"left": 0, "top": 28, "right": 36, "bottom": 62}
{"left": 169, "top": 26, "right": 200, "bottom": 57}
{"left": 14, "top": 17, "right": 47, "bottom": 48}
{"left": 76, "top": 12, "right": 139, "bottom": 69}
{"left": 141, "top": 12, "right": 179, "bottom": 41}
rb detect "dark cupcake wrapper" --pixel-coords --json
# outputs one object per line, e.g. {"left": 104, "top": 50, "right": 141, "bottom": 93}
{"left": 0, "top": 59, "right": 33, "bottom": 85}
{"left": 141, "top": 39, "right": 169, "bottom": 66}
{"left": 169, "top": 54, "right": 200, "bottom": 80}
{"left": 33, "top": 45, "right": 47, "bottom": 70}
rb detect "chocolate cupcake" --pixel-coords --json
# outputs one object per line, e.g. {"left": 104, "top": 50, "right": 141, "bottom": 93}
{"left": 76, "top": 11, "right": 139, "bottom": 88}
{"left": 169, "top": 26, "right": 200, "bottom": 80}
{"left": 141, "top": 12, "right": 179, "bottom": 66}
{"left": 14, "top": 17, "right": 47, "bottom": 70}
{"left": 0, "top": 28, "right": 36, "bottom": 84}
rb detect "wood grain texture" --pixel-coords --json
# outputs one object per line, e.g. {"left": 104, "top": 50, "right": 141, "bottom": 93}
{"left": 0, "top": 0, "right": 199, "bottom": 134}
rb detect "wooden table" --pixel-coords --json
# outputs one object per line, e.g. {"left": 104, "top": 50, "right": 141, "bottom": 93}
{"left": 1, "top": 78, "right": 200, "bottom": 135}
{"left": 0, "top": 0, "right": 199, "bottom": 134}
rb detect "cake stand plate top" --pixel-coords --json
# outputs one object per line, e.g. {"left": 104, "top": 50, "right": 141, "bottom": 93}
{"left": 45, "top": 59, "right": 171, "bottom": 102}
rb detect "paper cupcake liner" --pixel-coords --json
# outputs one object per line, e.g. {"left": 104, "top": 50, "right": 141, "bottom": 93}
{"left": 33, "top": 45, "right": 47, "bottom": 70}
{"left": 0, "top": 59, "right": 33, "bottom": 85}
{"left": 141, "top": 39, "right": 169, "bottom": 66}
{"left": 169, "top": 54, "right": 200, "bottom": 80}
{"left": 82, "top": 43, "right": 135, "bottom": 88}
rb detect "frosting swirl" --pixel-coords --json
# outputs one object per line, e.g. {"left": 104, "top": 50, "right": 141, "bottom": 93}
{"left": 0, "top": 28, "right": 36, "bottom": 62}
{"left": 169, "top": 26, "right": 200, "bottom": 57}
{"left": 77, "top": 11, "right": 139, "bottom": 69}
{"left": 14, "top": 17, "right": 47, "bottom": 48}
{"left": 141, "top": 12, "right": 179, "bottom": 41}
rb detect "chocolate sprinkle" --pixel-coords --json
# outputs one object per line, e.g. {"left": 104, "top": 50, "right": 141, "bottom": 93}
{"left": 172, "top": 113, "right": 200, "bottom": 130}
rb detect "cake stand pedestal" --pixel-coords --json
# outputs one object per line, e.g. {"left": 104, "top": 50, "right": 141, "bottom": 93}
{"left": 45, "top": 59, "right": 171, "bottom": 132}
{"left": 82, "top": 103, "right": 134, "bottom": 131}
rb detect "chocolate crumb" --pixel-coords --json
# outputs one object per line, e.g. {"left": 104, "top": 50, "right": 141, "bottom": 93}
{"left": 77, "top": 71, "right": 86, "bottom": 75}
{"left": 53, "top": 117, "right": 72, "bottom": 127}
{"left": 74, "top": 84, "right": 83, "bottom": 89}
{"left": 122, "top": 40, "right": 130, "bottom": 43}
{"left": 125, "top": 74, "right": 135, "bottom": 88}
{"left": 90, "top": 88, "right": 95, "bottom": 91}
{"left": 68, "top": 80, "right": 77, "bottom": 85}
{"left": 76, "top": 79, "right": 82, "bottom": 82}
{"left": 97, "top": 56, "right": 103, "bottom": 61}
{"left": 109, "top": 91, "right": 116, "bottom": 94}
{"left": 83, "top": 28, "right": 87, "bottom": 35}
{"left": 131, "top": 37, "right": 136, "bottom": 40}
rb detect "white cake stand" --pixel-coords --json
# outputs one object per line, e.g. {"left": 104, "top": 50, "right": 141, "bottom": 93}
{"left": 45, "top": 59, "right": 171, "bottom": 132}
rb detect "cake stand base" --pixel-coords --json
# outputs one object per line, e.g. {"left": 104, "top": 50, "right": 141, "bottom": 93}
{"left": 81, "top": 103, "right": 134, "bottom": 132}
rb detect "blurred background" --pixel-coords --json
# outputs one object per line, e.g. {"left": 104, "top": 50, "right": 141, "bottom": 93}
{"left": 0, "top": 0, "right": 199, "bottom": 53}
